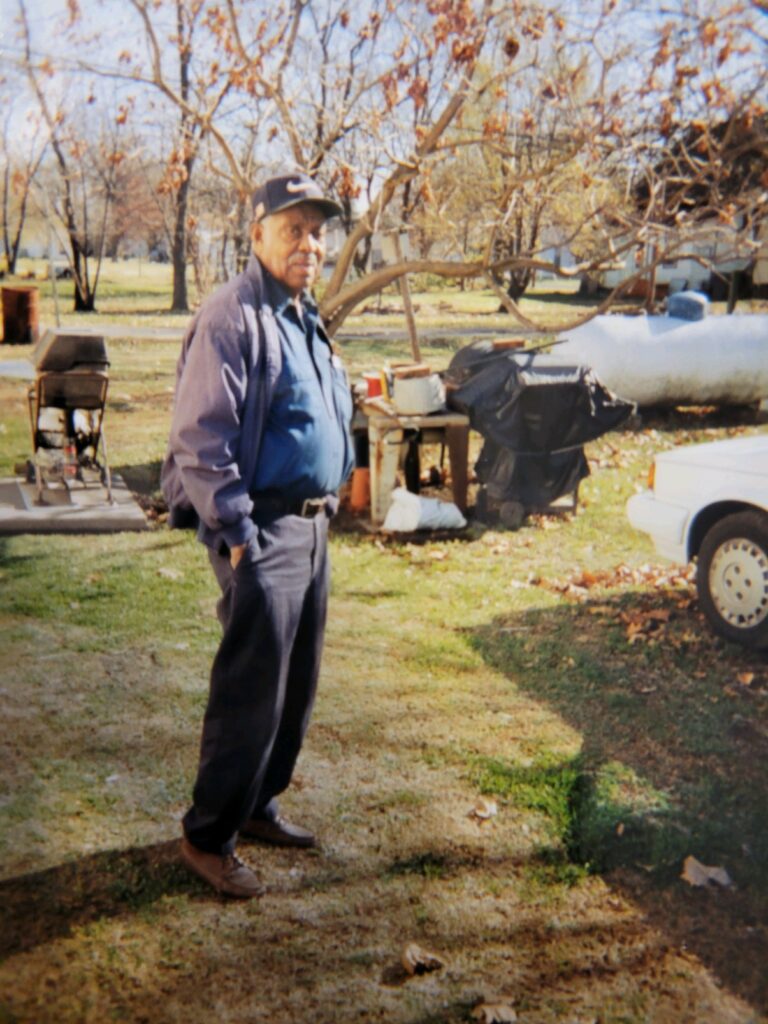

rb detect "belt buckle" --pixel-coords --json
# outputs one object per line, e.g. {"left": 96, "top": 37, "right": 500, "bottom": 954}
{"left": 300, "top": 498, "right": 324, "bottom": 518}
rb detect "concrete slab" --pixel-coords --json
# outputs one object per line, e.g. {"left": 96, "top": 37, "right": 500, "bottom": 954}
{"left": 0, "top": 358, "right": 35, "bottom": 380}
{"left": 0, "top": 474, "right": 148, "bottom": 534}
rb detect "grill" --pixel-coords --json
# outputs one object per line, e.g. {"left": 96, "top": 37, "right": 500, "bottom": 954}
{"left": 445, "top": 342, "right": 635, "bottom": 526}
{"left": 27, "top": 327, "right": 113, "bottom": 504}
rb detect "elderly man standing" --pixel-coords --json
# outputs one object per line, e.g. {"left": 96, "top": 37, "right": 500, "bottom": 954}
{"left": 162, "top": 173, "right": 353, "bottom": 898}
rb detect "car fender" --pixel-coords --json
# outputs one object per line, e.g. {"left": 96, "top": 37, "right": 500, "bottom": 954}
{"left": 685, "top": 488, "right": 768, "bottom": 560}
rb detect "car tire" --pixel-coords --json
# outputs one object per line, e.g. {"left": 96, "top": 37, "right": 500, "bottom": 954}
{"left": 696, "top": 510, "right": 768, "bottom": 650}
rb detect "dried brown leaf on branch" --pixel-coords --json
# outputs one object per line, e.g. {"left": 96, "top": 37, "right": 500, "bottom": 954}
{"left": 503, "top": 34, "right": 519, "bottom": 60}
{"left": 408, "top": 75, "right": 428, "bottom": 110}
{"left": 699, "top": 18, "right": 717, "bottom": 47}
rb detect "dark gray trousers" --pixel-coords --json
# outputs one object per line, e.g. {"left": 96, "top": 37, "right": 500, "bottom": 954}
{"left": 183, "top": 510, "right": 330, "bottom": 854}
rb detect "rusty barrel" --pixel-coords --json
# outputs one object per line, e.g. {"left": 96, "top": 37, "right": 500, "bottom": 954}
{"left": 2, "top": 285, "right": 40, "bottom": 344}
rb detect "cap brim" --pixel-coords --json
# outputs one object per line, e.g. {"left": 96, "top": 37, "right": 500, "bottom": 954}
{"left": 263, "top": 196, "right": 343, "bottom": 221}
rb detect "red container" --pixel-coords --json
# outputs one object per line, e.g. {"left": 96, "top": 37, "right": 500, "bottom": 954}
{"left": 363, "top": 372, "right": 382, "bottom": 397}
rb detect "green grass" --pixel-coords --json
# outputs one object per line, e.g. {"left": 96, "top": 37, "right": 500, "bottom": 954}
{"left": 9, "top": 258, "right": 197, "bottom": 326}
{"left": 471, "top": 752, "right": 584, "bottom": 842}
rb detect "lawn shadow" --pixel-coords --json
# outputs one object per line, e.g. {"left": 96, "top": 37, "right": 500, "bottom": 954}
{"left": 114, "top": 459, "right": 163, "bottom": 498}
{"left": 626, "top": 402, "right": 766, "bottom": 432}
{"left": 0, "top": 839, "right": 204, "bottom": 959}
{"left": 468, "top": 585, "right": 768, "bottom": 1012}
{"left": 518, "top": 289, "right": 639, "bottom": 309}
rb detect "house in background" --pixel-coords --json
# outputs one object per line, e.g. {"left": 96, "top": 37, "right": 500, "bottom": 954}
{"left": 600, "top": 114, "right": 767, "bottom": 304}
{"left": 599, "top": 219, "right": 764, "bottom": 302}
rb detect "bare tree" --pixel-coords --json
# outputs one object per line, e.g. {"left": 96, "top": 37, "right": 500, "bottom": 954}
{"left": 118, "top": 0, "right": 240, "bottom": 311}
{"left": 70, "top": 0, "right": 241, "bottom": 309}
{"left": 18, "top": 0, "right": 765, "bottom": 330}
{"left": 0, "top": 95, "right": 47, "bottom": 275}
{"left": 16, "top": 0, "right": 133, "bottom": 310}
{"left": 102, "top": 147, "right": 167, "bottom": 260}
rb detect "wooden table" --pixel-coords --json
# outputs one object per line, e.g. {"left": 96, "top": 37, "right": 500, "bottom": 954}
{"left": 366, "top": 410, "right": 470, "bottom": 526}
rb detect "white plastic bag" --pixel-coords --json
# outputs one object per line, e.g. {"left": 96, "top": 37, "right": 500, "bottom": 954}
{"left": 382, "top": 487, "right": 467, "bottom": 532}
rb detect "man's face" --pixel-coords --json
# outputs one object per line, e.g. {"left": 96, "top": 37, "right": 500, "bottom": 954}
{"left": 251, "top": 203, "right": 327, "bottom": 297}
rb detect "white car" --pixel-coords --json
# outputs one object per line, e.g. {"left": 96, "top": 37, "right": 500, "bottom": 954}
{"left": 626, "top": 434, "right": 768, "bottom": 650}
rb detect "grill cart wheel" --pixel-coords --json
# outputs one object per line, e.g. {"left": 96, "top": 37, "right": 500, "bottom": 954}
{"left": 696, "top": 509, "right": 768, "bottom": 650}
{"left": 499, "top": 501, "right": 526, "bottom": 530}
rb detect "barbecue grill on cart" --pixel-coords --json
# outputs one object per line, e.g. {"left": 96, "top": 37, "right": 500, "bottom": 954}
{"left": 26, "top": 327, "right": 113, "bottom": 504}
{"left": 445, "top": 341, "right": 635, "bottom": 527}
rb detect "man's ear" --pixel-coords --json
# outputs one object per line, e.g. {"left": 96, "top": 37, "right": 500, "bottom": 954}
{"left": 250, "top": 221, "right": 263, "bottom": 249}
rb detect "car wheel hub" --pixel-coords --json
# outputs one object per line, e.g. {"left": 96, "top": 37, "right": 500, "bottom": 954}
{"left": 709, "top": 537, "right": 768, "bottom": 630}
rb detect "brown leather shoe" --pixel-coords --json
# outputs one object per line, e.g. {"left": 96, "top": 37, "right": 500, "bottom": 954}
{"left": 239, "top": 815, "right": 316, "bottom": 848}
{"left": 180, "top": 838, "right": 264, "bottom": 898}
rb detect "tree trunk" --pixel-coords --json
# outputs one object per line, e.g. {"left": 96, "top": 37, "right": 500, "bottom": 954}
{"left": 74, "top": 289, "right": 96, "bottom": 312}
{"left": 233, "top": 193, "right": 250, "bottom": 274}
{"left": 171, "top": 172, "right": 190, "bottom": 312}
{"left": 70, "top": 233, "right": 97, "bottom": 311}
{"left": 578, "top": 274, "right": 600, "bottom": 297}
{"left": 352, "top": 236, "right": 372, "bottom": 277}
{"left": 497, "top": 267, "right": 531, "bottom": 310}
{"left": 170, "top": 0, "right": 194, "bottom": 312}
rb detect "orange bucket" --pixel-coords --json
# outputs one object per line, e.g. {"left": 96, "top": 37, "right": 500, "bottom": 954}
{"left": 349, "top": 467, "right": 371, "bottom": 511}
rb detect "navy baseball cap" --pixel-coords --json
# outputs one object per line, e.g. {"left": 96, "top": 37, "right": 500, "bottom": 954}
{"left": 252, "top": 173, "right": 343, "bottom": 222}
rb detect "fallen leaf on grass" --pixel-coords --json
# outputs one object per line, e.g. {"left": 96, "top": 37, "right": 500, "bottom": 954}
{"left": 677, "top": 629, "right": 700, "bottom": 644}
{"left": 472, "top": 1002, "right": 518, "bottom": 1023}
{"left": 158, "top": 567, "right": 184, "bottom": 580}
{"left": 737, "top": 672, "right": 755, "bottom": 686}
{"left": 541, "top": 562, "right": 695, "bottom": 596}
{"left": 588, "top": 604, "right": 614, "bottom": 616}
{"left": 469, "top": 796, "right": 498, "bottom": 821}
{"left": 401, "top": 943, "right": 445, "bottom": 976}
{"left": 621, "top": 607, "right": 670, "bottom": 643}
{"left": 681, "top": 854, "right": 733, "bottom": 888}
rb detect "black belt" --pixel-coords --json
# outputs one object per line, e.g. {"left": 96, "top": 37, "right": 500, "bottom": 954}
{"left": 250, "top": 493, "right": 329, "bottom": 519}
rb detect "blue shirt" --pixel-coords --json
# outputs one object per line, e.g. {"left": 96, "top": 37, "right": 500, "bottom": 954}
{"left": 253, "top": 268, "right": 354, "bottom": 499}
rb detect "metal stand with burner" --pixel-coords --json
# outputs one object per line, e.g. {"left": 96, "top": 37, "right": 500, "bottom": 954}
{"left": 26, "top": 328, "right": 113, "bottom": 505}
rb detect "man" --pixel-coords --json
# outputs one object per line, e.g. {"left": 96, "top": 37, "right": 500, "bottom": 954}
{"left": 161, "top": 172, "right": 353, "bottom": 898}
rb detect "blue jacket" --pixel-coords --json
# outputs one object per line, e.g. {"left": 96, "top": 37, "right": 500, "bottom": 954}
{"left": 162, "top": 257, "right": 289, "bottom": 553}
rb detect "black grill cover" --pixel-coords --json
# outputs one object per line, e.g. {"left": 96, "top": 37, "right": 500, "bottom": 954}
{"left": 446, "top": 342, "right": 634, "bottom": 507}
